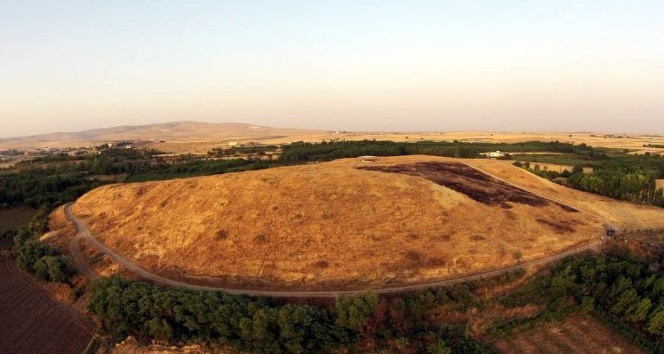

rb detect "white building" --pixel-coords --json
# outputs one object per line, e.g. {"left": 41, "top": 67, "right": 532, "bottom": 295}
{"left": 481, "top": 151, "right": 506, "bottom": 158}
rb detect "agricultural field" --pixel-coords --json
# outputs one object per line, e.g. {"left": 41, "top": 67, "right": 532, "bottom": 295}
{"left": 513, "top": 162, "right": 594, "bottom": 174}
{"left": 0, "top": 207, "right": 37, "bottom": 233}
{"left": 492, "top": 315, "right": 643, "bottom": 354}
{"left": 0, "top": 260, "right": 94, "bottom": 354}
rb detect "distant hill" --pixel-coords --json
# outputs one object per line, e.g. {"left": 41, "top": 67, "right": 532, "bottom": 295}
{"left": 0, "top": 121, "right": 322, "bottom": 150}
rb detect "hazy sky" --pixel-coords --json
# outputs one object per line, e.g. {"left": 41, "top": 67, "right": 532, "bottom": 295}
{"left": 2, "top": 1, "right": 663, "bottom": 138}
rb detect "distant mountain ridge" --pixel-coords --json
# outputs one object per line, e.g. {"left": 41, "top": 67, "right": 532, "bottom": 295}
{"left": 0, "top": 121, "right": 322, "bottom": 149}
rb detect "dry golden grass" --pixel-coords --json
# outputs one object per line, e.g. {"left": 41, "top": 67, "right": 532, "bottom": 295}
{"left": 528, "top": 162, "right": 574, "bottom": 173}
{"left": 657, "top": 179, "right": 664, "bottom": 190}
{"left": 43, "top": 205, "right": 76, "bottom": 251}
{"left": 464, "top": 159, "right": 664, "bottom": 230}
{"left": 492, "top": 315, "right": 643, "bottom": 354}
{"left": 70, "top": 156, "right": 631, "bottom": 291}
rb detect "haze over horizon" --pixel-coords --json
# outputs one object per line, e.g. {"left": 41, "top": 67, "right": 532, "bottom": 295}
{"left": 2, "top": 1, "right": 663, "bottom": 138}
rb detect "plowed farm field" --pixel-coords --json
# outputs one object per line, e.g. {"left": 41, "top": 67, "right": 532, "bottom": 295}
{"left": 0, "top": 261, "right": 94, "bottom": 354}
{"left": 492, "top": 315, "right": 643, "bottom": 354}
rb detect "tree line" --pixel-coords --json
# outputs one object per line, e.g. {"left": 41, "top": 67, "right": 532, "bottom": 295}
{"left": 11, "top": 229, "right": 76, "bottom": 283}
{"left": 279, "top": 140, "right": 595, "bottom": 164}
{"left": 568, "top": 166, "right": 664, "bottom": 206}
{"left": 85, "top": 272, "right": 523, "bottom": 353}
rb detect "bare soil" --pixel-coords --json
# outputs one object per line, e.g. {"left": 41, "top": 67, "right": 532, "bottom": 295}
{"left": 492, "top": 315, "right": 643, "bottom": 354}
{"left": 69, "top": 156, "right": 605, "bottom": 291}
{"left": 102, "top": 336, "right": 228, "bottom": 354}
{"left": 0, "top": 260, "right": 94, "bottom": 354}
{"left": 0, "top": 207, "right": 37, "bottom": 233}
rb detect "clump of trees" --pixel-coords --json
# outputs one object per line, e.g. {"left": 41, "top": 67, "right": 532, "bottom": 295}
{"left": 512, "top": 161, "right": 570, "bottom": 180}
{"left": 0, "top": 168, "right": 102, "bottom": 208}
{"left": 568, "top": 166, "right": 664, "bottom": 206}
{"left": 10, "top": 228, "right": 75, "bottom": 283}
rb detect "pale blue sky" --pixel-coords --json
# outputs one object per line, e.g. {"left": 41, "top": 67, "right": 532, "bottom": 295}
{"left": 1, "top": 1, "right": 663, "bottom": 137}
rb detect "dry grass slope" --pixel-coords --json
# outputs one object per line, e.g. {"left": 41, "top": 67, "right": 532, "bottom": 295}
{"left": 68, "top": 156, "right": 649, "bottom": 291}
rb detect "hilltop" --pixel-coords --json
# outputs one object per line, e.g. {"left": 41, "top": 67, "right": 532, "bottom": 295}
{"left": 68, "top": 155, "right": 650, "bottom": 291}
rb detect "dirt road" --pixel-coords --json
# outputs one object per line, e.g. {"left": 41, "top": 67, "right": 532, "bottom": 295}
{"left": 65, "top": 203, "right": 599, "bottom": 298}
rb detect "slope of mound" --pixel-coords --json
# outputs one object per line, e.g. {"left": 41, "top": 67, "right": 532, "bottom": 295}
{"left": 462, "top": 159, "right": 664, "bottom": 230}
{"left": 72, "top": 156, "right": 602, "bottom": 291}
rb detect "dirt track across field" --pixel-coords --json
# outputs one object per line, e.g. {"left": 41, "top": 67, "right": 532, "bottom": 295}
{"left": 65, "top": 203, "right": 599, "bottom": 297}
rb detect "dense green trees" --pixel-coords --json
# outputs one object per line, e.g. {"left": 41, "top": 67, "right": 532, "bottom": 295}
{"left": 0, "top": 168, "right": 101, "bottom": 207}
{"left": 85, "top": 275, "right": 509, "bottom": 353}
{"left": 88, "top": 276, "right": 349, "bottom": 353}
{"left": 279, "top": 140, "right": 594, "bottom": 164}
{"left": 568, "top": 166, "right": 664, "bottom": 206}
{"left": 11, "top": 229, "right": 75, "bottom": 283}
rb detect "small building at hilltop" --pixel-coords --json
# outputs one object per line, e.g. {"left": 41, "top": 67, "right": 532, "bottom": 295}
{"left": 359, "top": 155, "right": 377, "bottom": 162}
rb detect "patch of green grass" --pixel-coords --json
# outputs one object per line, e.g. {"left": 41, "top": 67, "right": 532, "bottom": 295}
{"left": 0, "top": 207, "right": 38, "bottom": 233}
{"left": 511, "top": 153, "right": 597, "bottom": 167}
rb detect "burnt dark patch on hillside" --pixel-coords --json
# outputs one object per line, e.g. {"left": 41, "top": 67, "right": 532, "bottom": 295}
{"left": 536, "top": 218, "right": 576, "bottom": 233}
{"left": 358, "top": 162, "right": 578, "bottom": 212}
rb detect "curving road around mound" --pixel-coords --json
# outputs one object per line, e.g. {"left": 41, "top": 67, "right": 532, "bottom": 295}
{"left": 65, "top": 203, "right": 600, "bottom": 298}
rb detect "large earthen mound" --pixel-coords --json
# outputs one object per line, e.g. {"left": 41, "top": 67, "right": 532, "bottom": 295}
{"left": 73, "top": 156, "right": 605, "bottom": 290}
